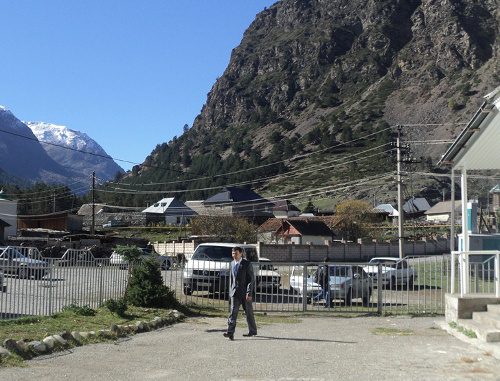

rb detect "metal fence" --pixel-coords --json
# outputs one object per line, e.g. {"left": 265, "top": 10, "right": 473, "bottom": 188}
{"left": 0, "top": 246, "right": 464, "bottom": 319}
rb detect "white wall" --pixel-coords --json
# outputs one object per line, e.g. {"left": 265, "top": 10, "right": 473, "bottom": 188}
{"left": 0, "top": 199, "right": 17, "bottom": 239}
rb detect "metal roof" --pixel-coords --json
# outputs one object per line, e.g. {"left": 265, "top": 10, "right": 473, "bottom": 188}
{"left": 438, "top": 89, "right": 500, "bottom": 170}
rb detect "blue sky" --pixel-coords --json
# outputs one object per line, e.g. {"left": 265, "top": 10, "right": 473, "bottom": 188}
{"left": 0, "top": 1, "right": 277, "bottom": 171}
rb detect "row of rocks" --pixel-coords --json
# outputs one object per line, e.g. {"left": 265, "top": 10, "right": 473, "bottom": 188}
{"left": 0, "top": 310, "right": 184, "bottom": 359}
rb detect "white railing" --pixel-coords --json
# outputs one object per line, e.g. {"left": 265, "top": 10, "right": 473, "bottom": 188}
{"left": 451, "top": 251, "right": 500, "bottom": 297}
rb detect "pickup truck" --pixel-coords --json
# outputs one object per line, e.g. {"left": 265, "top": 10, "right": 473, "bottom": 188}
{"left": 363, "top": 257, "right": 417, "bottom": 289}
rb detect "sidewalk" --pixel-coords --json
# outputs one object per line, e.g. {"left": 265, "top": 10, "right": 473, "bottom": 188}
{"left": 1, "top": 315, "right": 500, "bottom": 380}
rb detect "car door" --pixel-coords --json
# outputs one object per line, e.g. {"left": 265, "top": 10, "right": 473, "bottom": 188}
{"left": 352, "top": 266, "right": 369, "bottom": 298}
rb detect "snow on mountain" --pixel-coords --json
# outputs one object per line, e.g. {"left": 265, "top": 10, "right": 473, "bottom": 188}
{"left": 26, "top": 121, "right": 125, "bottom": 179}
{"left": 26, "top": 121, "right": 107, "bottom": 157}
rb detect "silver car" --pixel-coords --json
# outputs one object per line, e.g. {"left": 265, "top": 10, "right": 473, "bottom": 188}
{"left": 0, "top": 247, "right": 49, "bottom": 279}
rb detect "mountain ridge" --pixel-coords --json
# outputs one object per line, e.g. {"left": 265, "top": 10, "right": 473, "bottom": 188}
{"left": 0, "top": 106, "right": 124, "bottom": 189}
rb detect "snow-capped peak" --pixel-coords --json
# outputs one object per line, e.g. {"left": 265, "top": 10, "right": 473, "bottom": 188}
{"left": 26, "top": 121, "right": 105, "bottom": 154}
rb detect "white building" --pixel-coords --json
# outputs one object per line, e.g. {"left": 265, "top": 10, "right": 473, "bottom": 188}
{"left": 0, "top": 190, "right": 17, "bottom": 240}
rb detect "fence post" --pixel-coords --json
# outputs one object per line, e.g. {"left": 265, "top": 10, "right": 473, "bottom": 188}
{"left": 377, "top": 263, "right": 383, "bottom": 315}
{"left": 302, "top": 265, "right": 308, "bottom": 312}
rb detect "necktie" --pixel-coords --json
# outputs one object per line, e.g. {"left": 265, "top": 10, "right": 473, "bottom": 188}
{"left": 234, "top": 262, "right": 239, "bottom": 275}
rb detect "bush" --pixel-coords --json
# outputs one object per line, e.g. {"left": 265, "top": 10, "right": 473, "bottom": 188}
{"left": 103, "top": 298, "right": 128, "bottom": 316}
{"left": 127, "top": 258, "right": 179, "bottom": 309}
{"left": 61, "top": 303, "right": 96, "bottom": 316}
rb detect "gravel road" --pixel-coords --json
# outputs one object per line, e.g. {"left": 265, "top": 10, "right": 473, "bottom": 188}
{"left": 1, "top": 315, "right": 500, "bottom": 380}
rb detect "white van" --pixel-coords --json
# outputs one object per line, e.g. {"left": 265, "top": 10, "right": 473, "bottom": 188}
{"left": 182, "top": 243, "right": 258, "bottom": 297}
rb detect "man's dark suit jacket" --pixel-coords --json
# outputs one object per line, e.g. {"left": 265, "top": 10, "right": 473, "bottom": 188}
{"left": 229, "top": 258, "right": 254, "bottom": 300}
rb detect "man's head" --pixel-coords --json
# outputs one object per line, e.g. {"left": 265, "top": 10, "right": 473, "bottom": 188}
{"left": 232, "top": 246, "right": 243, "bottom": 261}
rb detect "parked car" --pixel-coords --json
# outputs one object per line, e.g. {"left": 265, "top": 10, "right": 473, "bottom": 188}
{"left": 0, "top": 271, "right": 6, "bottom": 292}
{"left": 182, "top": 242, "right": 260, "bottom": 297}
{"left": 110, "top": 248, "right": 173, "bottom": 270}
{"left": 254, "top": 258, "right": 281, "bottom": 291}
{"left": 0, "top": 246, "right": 49, "bottom": 279}
{"left": 289, "top": 265, "right": 322, "bottom": 298}
{"left": 363, "top": 257, "right": 417, "bottom": 288}
{"left": 290, "top": 264, "right": 373, "bottom": 305}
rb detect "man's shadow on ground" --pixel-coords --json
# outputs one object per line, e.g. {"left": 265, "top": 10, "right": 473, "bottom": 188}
{"left": 205, "top": 329, "right": 356, "bottom": 344}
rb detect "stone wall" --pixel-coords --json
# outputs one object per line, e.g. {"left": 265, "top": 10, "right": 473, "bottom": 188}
{"left": 83, "top": 212, "right": 148, "bottom": 229}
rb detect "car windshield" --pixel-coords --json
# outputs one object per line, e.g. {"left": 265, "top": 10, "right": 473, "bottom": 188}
{"left": 1, "top": 248, "right": 26, "bottom": 260}
{"left": 192, "top": 246, "right": 234, "bottom": 262}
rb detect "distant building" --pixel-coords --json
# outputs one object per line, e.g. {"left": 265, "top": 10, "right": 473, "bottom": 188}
{"left": 272, "top": 199, "right": 300, "bottom": 219}
{"left": 425, "top": 200, "right": 462, "bottom": 223}
{"left": 142, "top": 197, "right": 197, "bottom": 226}
{"left": 403, "top": 197, "right": 431, "bottom": 218}
{"left": 274, "top": 219, "right": 335, "bottom": 245}
{"left": 0, "top": 189, "right": 17, "bottom": 240}
{"left": 201, "top": 187, "right": 274, "bottom": 220}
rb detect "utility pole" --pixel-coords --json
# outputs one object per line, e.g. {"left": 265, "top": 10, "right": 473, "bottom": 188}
{"left": 91, "top": 171, "right": 95, "bottom": 235}
{"left": 397, "top": 126, "right": 404, "bottom": 259}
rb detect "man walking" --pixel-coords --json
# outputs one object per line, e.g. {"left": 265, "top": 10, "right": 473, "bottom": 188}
{"left": 312, "top": 257, "right": 331, "bottom": 307}
{"left": 223, "top": 246, "right": 257, "bottom": 340}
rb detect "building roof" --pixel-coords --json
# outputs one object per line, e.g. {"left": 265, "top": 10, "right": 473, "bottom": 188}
{"left": 204, "top": 187, "right": 270, "bottom": 205}
{"left": 403, "top": 197, "right": 431, "bottom": 214}
{"left": 272, "top": 199, "right": 300, "bottom": 212}
{"left": 373, "top": 203, "right": 399, "bottom": 217}
{"left": 276, "top": 219, "right": 335, "bottom": 237}
{"left": 142, "top": 197, "right": 197, "bottom": 216}
{"left": 424, "top": 200, "right": 463, "bottom": 215}
{"left": 438, "top": 86, "right": 500, "bottom": 171}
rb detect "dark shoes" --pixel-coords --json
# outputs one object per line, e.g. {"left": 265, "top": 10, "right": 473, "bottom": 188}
{"left": 243, "top": 332, "right": 257, "bottom": 337}
{"left": 223, "top": 332, "right": 234, "bottom": 340}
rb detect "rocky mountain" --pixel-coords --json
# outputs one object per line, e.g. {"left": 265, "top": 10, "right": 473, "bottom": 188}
{"left": 49, "top": 0, "right": 500, "bottom": 208}
{"left": 26, "top": 122, "right": 124, "bottom": 183}
{"left": 0, "top": 106, "right": 123, "bottom": 189}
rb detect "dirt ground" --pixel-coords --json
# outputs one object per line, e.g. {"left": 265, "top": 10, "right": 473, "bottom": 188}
{"left": 1, "top": 314, "right": 500, "bottom": 380}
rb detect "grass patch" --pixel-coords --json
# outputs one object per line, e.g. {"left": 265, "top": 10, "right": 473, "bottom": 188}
{"left": 372, "top": 327, "right": 415, "bottom": 336}
{"left": 448, "top": 322, "right": 477, "bottom": 338}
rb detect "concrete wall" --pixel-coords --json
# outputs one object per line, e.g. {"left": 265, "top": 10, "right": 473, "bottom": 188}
{"left": 153, "top": 237, "right": 451, "bottom": 262}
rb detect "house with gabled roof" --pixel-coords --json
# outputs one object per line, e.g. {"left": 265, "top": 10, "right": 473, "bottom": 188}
{"left": 274, "top": 219, "right": 335, "bottom": 245}
{"left": 403, "top": 197, "right": 431, "bottom": 218}
{"left": 201, "top": 187, "right": 274, "bottom": 220}
{"left": 142, "top": 197, "right": 197, "bottom": 226}
{"left": 425, "top": 200, "right": 462, "bottom": 223}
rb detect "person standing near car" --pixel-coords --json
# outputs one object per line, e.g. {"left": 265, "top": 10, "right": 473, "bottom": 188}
{"left": 313, "top": 257, "right": 331, "bottom": 307}
{"left": 223, "top": 246, "right": 257, "bottom": 340}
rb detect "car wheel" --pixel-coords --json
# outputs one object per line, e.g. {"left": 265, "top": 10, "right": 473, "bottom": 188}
{"left": 391, "top": 276, "right": 397, "bottom": 290}
{"left": 18, "top": 268, "right": 30, "bottom": 279}
{"left": 362, "top": 289, "right": 372, "bottom": 307}
{"left": 344, "top": 288, "right": 352, "bottom": 305}
{"left": 34, "top": 270, "right": 44, "bottom": 280}
{"left": 407, "top": 276, "right": 414, "bottom": 289}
